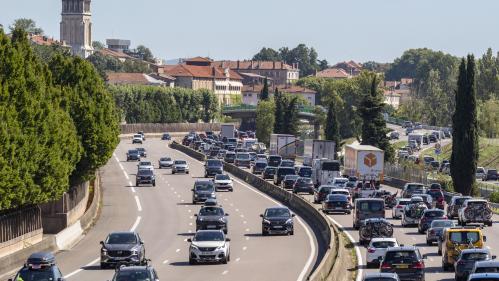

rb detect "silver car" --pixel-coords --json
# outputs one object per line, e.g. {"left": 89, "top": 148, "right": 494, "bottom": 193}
{"left": 158, "top": 157, "right": 174, "bottom": 168}
{"left": 172, "top": 160, "right": 189, "bottom": 174}
{"left": 426, "top": 219, "right": 455, "bottom": 245}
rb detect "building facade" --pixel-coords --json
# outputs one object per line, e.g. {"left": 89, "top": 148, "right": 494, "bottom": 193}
{"left": 106, "top": 39, "right": 131, "bottom": 53}
{"left": 213, "top": 60, "right": 299, "bottom": 85}
{"left": 60, "top": 0, "right": 94, "bottom": 58}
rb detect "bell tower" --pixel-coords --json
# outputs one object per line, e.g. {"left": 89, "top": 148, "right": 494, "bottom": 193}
{"left": 60, "top": 0, "right": 94, "bottom": 58}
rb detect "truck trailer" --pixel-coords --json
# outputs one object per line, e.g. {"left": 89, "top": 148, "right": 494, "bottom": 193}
{"left": 343, "top": 144, "right": 384, "bottom": 182}
{"left": 303, "top": 140, "right": 336, "bottom": 167}
{"left": 270, "top": 134, "right": 298, "bottom": 159}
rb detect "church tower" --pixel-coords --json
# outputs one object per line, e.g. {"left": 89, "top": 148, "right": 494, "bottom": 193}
{"left": 60, "top": 0, "right": 94, "bottom": 58}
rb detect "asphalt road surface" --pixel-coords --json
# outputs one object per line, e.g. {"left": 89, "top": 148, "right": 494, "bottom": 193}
{"left": 54, "top": 139, "right": 318, "bottom": 281}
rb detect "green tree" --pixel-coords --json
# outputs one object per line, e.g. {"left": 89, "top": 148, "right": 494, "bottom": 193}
{"left": 476, "top": 48, "right": 498, "bottom": 101}
{"left": 273, "top": 88, "right": 284, "bottom": 133}
{"left": 253, "top": 47, "right": 281, "bottom": 61}
{"left": 256, "top": 100, "right": 275, "bottom": 144}
{"left": 478, "top": 98, "right": 499, "bottom": 138}
{"left": 451, "top": 56, "right": 479, "bottom": 195}
{"left": 422, "top": 69, "right": 451, "bottom": 126}
{"left": 260, "top": 77, "right": 269, "bottom": 100}
{"left": 135, "top": 45, "right": 155, "bottom": 63}
{"left": 325, "top": 101, "right": 341, "bottom": 159}
{"left": 282, "top": 96, "right": 299, "bottom": 135}
{"left": 92, "top": 41, "right": 105, "bottom": 50}
{"left": 9, "top": 18, "right": 43, "bottom": 34}
{"left": 200, "top": 89, "right": 219, "bottom": 122}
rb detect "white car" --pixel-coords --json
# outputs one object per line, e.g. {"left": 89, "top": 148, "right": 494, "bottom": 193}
{"left": 366, "top": 237, "right": 399, "bottom": 267}
{"left": 188, "top": 230, "right": 230, "bottom": 264}
{"left": 457, "top": 199, "right": 493, "bottom": 226}
{"left": 132, "top": 134, "right": 143, "bottom": 144}
{"left": 158, "top": 157, "right": 174, "bottom": 168}
{"left": 172, "top": 160, "right": 189, "bottom": 174}
{"left": 213, "top": 174, "right": 233, "bottom": 192}
{"left": 392, "top": 198, "right": 411, "bottom": 219}
{"left": 331, "top": 177, "right": 348, "bottom": 187}
{"left": 137, "top": 161, "right": 154, "bottom": 171}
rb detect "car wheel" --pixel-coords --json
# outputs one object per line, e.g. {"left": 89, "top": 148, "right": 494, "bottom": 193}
{"left": 289, "top": 230, "right": 294, "bottom": 235}
{"left": 426, "top": 240, "right": 432, "bottom": 246}
{"left": 186, "top": 171, "right": 189, "bottom": 174}
{"left": 136, "top": 182, "right": 139, "bottom": 187}
{"left": 152, "top": 181, "right": 156, "bottom": 187}
{"left": 487, "top": 221, "right": 493, "bottom": 226}
{"left": 100, "top": 262, "right": 107, "bottom": 269}
{"left": 172, "top": 171, "right": 176, "bottom": 174}
{"left": 189, "top": 258, "right": 196, "bottom": 265}
{"left": 230, "top": 188, "right": 233, "bottom": 192}
{"left": 222, "top": 257, "right": 228, "bottom": 264}
{"left": 418, "top": 228, "right": 424, "bottom": 234}
{"left": 262, "top": 229, "right": 268, "bottom": 236}
{"left": 438, "top": 248, "right": 442, "bottom": 255}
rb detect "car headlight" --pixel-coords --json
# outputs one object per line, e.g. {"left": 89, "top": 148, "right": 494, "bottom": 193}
{"left": 286, "top": 219, "right": 293, "bottom": 224}
{"left": 101, "top": 248, "right": 107, "bottom": 254}
{"left": 263, "top": 219, "right": 271, "bottom": 224}
{"left": 216, "top": 245, "right": 224, "bottom": 251}
{"left": 210, "top": 193, "right": 216, "bottom": 197}
{"left": 131, "top": 249, "right": 139, "bottom": 255}
{"left": 219, "top": 218, "right": 225, "bottom": 223}
{"left": 190, "top": 244, "right": 199, "bottom": 250}
{"left": 194, "top": 194, "right": 198, "bottom": 197}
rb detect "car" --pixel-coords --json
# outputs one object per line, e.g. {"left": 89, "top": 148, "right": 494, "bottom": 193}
{"left": 213, "top": 174, "right": 233, "bottom": 192}
{"left": 137, "top": 161, "right": 153, "bottom": 171}
{"left": 136, "top": 147, "right": 147, "bottom": 158}
{"left": 100, "top": 232, "right": 146, "bottom": 268}
{"left": 261, "top": 206, "right": 295, "bottom": 236}
{"left": 429, "top": 160, "right": 440, "bottom": 170}
{"left": 483, "top": 169, "right": 499, "bottom": 181}
{"left": 195, "top": 205, "right": 229, "bottom": 234}
{"left": 110, "top": 265, "right": 159, "bottom": 281}
{"left": 454, "top": 248, "right": 496, "bottom": 281}
{"left": 321, "top": 194, "right": 351, "bottom": 214}
{"left": 415, "top": 193, "right": 433, "bottom": 208}
{"left": 136, "top": 168, "right": 156, "bottom": 186}
{"left": 390, "top": 131, "right": 400, "bottom": 140}
{"left": 188, "top": 230, "right": 230, "bottom": 264}
{"left": 418, "top": 209, "right": 447, "bottom": 233}
{"left": 405, "top": 127, "right": 414, "bottom": 135}
{"left": 472, "top": 260, "right": 499, "bottom": 274}
{"left": 392, "top": 198, "right": 411, "bottom": 219}
{"left": 172, "top": 160, "right": 189, "bottom": 174}
{"left": 423, "top": 155, "right": 435, "bottom": 166}
{"left": 192, "top": 181, "right": 216, "bottom": 204}
{"left": 331, "top": 177, "right": 349, "bottom": 188}
{"left": 313, "top": 185, "right": 334, "bottom": 203}
{"left": 256, "top": 154, "right": 268, "bottom": 162}
{"left": 447, "top": 195, "right": 473, "bottom": 219}
{"left": 9, "top": 252, "right": 66, "bottom": 281}
{"left": 235, "top": 152, "right": 251, "bottom": 168}
{"left": 402, "top": 121, "right": 413, "bottom": 128}
{"left": 401, "top": 197, "right": 428, "bottom": 227}
{"left": 158, "top": 157, "right": 174, "bottom": 168}
{"left": 468, "top": 273, "right": 499, "bottom": 280}
{"left": 281, "top": 174, "right": 300, "bottom": 190}
{"left": 293, "top": 177, "right": 314, "bottom": 194}
{"left": 458, "top": 199, "right": 493, "bottom": 226}
{"left": 127, "top": 149, "right": 141, "bottom": 161}
{"left": 161, "top": 133, "right": 171, "bottom": 140}
{"left": 402, "top": 183, "right": 426, "bottom": 198}
{"left": 330, "top": 188, "right": 351, "bottom": 201}
{"left": 441, "top": 226, "right": 487, "bottom": 271}
{"left": 204, "top": 159, "right": 223, "bottom": 177}
{"left": 296, "top": 166, "right": 312, "bottom": 178}
{"left": 362, "top": 272, "right": 400, "bottom": 281}
{"left": 267, "top": 155, "right": 282, "bottom": 167}
{"left": 366, "top": 238, "right": 399, "bottom": 268}
{"left": 263, "top": 166, "right": 277, "bottom": 180}
{"left": 426, "top": 188, "right": 445, "bottom": 209}
{"left": 352, "top": 198, "right": 385, "bottom": 230}
{"left": 279, "top": 159, "right": 295, "bottom": 167}
{"left": 251, "top": 160, "right": 268, "bottom": 175}
{"left": 132, "top": 134, "right": 143, "bottom": 144}
{"left": 224, "top": 151, "right": 236, "bottom": 163}
{"left": 379, "top": 246, "right": 426, "bottom": 281}
{"left": 426, "top": 219, "right": 456, "bottom": 245}
{"left": 414, "top": 122, "right": 423, "bottom": 129}
{"left": 429, "top": 134, "right": 438, "bottom": 143}
{"left": 442, "top": 162, "right": 451, "bottom": 174}
{"left": 476, "top": 167, "right": 486, "bottom": 180}
{"left": 137, "top": 131, "right": 145, "bottom": 140}
{"left": 274, "top": 166, "right": 296, "bottom": 185}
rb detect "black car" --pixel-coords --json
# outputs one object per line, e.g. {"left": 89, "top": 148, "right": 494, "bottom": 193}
{"left": 204, "top": 159, "right": 223, "bottom": 177}
{"left": 100, "top": 232, "right": 146, "bottom": 268}
{"left": 281, "top": 175, "right": 299, "bottom": 189}
{"left": 10, "top": 252, "right": 65, "bottom": 281}
{"left": 268, "top": 155, "right": 282, "bottom": 167}
{"left": 296, "top": 166, "right": 312, "bottom": 178}
{"left": 127, "top": 149, "right": 141, "bottom": 161}
{"left": 161, "top": 133, "right": 171, "bottom": 140}
{"left": 293, "top": 177, "right": 314, "bottom": 194}
{"left": 195, "top": 206, "right": 229, "bottom": 234}
{"left": 280, "top": 159, "right": 295, "bottom": 167}
{"left": 380, "top": 246, "right": 426, "bottom": 281}
{"left": 263, "top": 166, "right": 277, "bottom": 180}
{"left": 251, "top": 161, "right": 267, "bottom": 175}
{"left": 455, "top": 249, "right": 495, "bottom": 281}
{"left": 224, "top": 152, "right": 236, "bottom": 163}
{"left": 418, "top": 209, "right": 446, "bottom": 233}
{"left": 429, "top": 134, "right": 438, "bottom": 143}
{"left": 111, "top": 265, "right": 159, "bottom": 281}
{"left": 136, "top": 147, "right": 147, "bottom": 157}
{"left": 261, "top": 207, "right": 295, "bottom": 236}
{"left": 483, "top": 169, "right": 498, "bottom": 181}
{"left": 192, "top": 181, "right": 216, "bottom": 204}
{"left": 274, "top": 167, "right": 296, "bottom": 185}
{"left": 322, "top": 194, "right": 350, "bottom": 214}
{"left": 136, "top": 169, "right": 156, "bottom": 186}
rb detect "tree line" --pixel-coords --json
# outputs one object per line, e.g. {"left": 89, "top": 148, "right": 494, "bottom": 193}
{"left": 110, "top": 85, "right": 219, "bottom": 124}
{"left": 0, "top": 29, "right": 119, "bottom": 210}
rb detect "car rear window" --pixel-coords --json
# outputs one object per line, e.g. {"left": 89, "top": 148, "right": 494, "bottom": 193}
{"left": 372, "top": 241, "right": 396, "bottom": 248}
{"left": 455, "top": 197, "right": 472, "bottom": 205}
{"left": 425, "top": 210, "right": 444, "bottom": 217}
{"left": 327, "top": 194, "right": 348, "bottom": 201}
{"left": 431, "top": 220, "right": 454, "bottom": 228}
{"left": 449, "top": 231, "right": 480, "bottom": 244}
{"left": 359, "top": 201, "right": 383, "bottom": 212}
{"left": 462, "top": 253, "right": 489, "bottom": 261}
{"left": 475, "top": 266, "right": 499, "bottom": 273}
{"left": 384, "top": 250, "right": 418, "bottom": 263}
{"left": 398, "top": 200, "right": 410, "bottom": 206}
{"left": 278, "top": 168, "right": 296, "bottom": 176}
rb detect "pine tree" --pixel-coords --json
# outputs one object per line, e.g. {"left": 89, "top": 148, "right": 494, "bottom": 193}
{"left": 274, "top": 88, "right": 283, "bottom": 133}
{"left": 451, "top": 55, "right": 479, "bottom": 195}
{"left": 325, "top": 101, "right": 341, "bottom": 159}
{"left": 260, "top": 77, "right": 269, "bottom": 100}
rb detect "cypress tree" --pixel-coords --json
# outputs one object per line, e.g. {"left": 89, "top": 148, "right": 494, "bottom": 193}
{"left": 325, "top": 101, "right": 341, "bottom": 159}
{"left": 451, "top": 56, "right": 479, "bottom": 195}
{"left": 274, "top": 88, "right": 283, "bottom": 133}
{"left": 260, "top": 77, "right": 269, "bottom": 100}
{"left": 283, "top": 96, "right": 299, "bottom": 135}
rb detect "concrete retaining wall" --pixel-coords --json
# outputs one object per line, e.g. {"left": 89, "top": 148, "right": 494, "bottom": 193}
{"left": 170, "top": 142, "right": 348, "bottom": 281}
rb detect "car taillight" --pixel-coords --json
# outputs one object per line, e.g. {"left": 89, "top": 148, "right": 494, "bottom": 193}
{"left": 367, "top": 247, "right": 376, "bottom": 253}
{"left": 380, "top": 262, "right": 391, "bottom": 269}
{"left": 397, "top": 205, "right": 403, "bottom": 208}
{"left": 438, "top": 198, "right": 444, "bottom": 202}
{"left": 412, "top": 261, "right": 425, "bottom": 269}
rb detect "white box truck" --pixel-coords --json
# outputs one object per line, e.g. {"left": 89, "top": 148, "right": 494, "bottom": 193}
{"left": 311, "top": 158, "right": 341, "bottom": 187}
{"left": 303, "top": 140, "right": 336, "bottom": 166}
{"left": 221, "top": 124, "right": 235, "bottom": 140}
{"left": 343, "top": 144, "right": 384, "bottom": 182}
{"left": 270, "top": 134, "right": 297, "bottom": 159}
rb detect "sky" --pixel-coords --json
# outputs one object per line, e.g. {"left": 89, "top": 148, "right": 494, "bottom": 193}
{"left": 1, "top": 0, "right": 498, "bottom": 64}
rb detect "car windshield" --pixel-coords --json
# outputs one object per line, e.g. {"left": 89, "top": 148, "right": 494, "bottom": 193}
{"left": 194, "top": 231, "right": 225, "bottom": 242}
{"left": 427, "top": 189, "right": 443, "bottom": 197}
{"left": 431, "top": 220, "right": 454, "bottom": 228}
{"left": 299, "top": 167, "right": 312, "bottom": 176}
{"left": 331, "top": 190, "right": 349, "bottom": 195}
{"left": 407, "top": 184, "right": 424, "bottom": 191}
{"left": 320, "top": 186, "right": 332, "bottom": 193}
{"left": 175, "top": 160, "right": 186, "bottom": 165}
{"left": 297, "top": 178, "right": 313, "bottom": 184}
{"left": 475, "top": 266, "right": 499, "bottom": 273}
{"left": 278, "top": 168, "right": 296, "bottom": 176}
{"left": 207, "top": 160, "right": 222, "bottom": 167}
{"left": 462, "top": 252, "right": 489, "bottom": 261}
{"left": 285, "top": 175, "right": 299, "bottom": 181}
{"left": 265, "top": 208, "right": 291, "bottom": 218}
{"left": 195, "top": 182, "right": 214, "bottom": 191}
{"left": 450, "top": 232, "right": 480, "bottom": 244}
{"left": 469, "top": 201, "right": 488, "bottom": 208}
{"left": 199, "top": 207, "right": 224, "bottom": 216}
{"left": 237, "top": 154, "right": 250, "bottom": 159}
{"left": 138, "top": 169, "right": 153, "bottom": 175}
{"left": 384, "top": 250, "right": 418, "bottom": 263}
{"left": 455, "top": 197, "right": 472, "bottom": 205}
{"left": 280, "top": 161, "right": 294, "bottom": 167}
{"left": 359, "top": 201, "right": 383, "bottom": 212}
{"left": 488, "top": 169, "right": 498, "bottom": 174}
{"left": 136, "top": 148, "right": 145, "bottom": 152}
{"left": 397, "top": 200, "right": 410, "bottom": 205}
{"left": 256, "top": 162, "right": 267, "bottom": 168}
{"left": 106, "top": 233, "right": 137, "bottom": 244}
{"left": 425, "top": 211, "right": 444, "bottom": 217}
{"left": 215, "top": 174, "right": 230, "bottom": 181}
{"left": 160, "top": 157, "right": 171, "bottom": 161}
{"left": 18, "top": 268, "right": 54, "bottom": 281}
{"left": 327, "top": 194, "right": 347, "bottom": 201}
{"left": 128, "top": 150, "right": 139, "bottom": 154}
{"left": 139, "top": 162, "right": 151, "bottom": 166}
{"left": 372, "top": 241, "right": 396, "bottom": 248}
{"left": 113, "top": 270, "right": 151, "bottom": 281}
{"left": 133, "top": 134, "right": 142, "bottom": 138}
{"left": 265, "top": 167, "right": 276, "bottom": 172}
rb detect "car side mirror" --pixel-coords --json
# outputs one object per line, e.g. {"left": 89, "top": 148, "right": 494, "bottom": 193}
{"left": 100, "top": 241, "right": 104, "bottom": 246}
{"left": 187, "top": 238, "right": 192, "bottom": 242}
{"left": 226, "top": 238, "right": 231, "bottom": 242}
{"left": 225, "top": 213, "right": 229, "bottom": 216}
{"left": 422, "top": 254, "right": 427, "bottom": 259}
{"left": 194, "top": 214, "right": 198, "bottom": 217}
{"left": 483, "top": 236, "right": 487, "bottom": 242}
{"left": 292, "top": 214, "right": 296, "bottom": 217}
{"left": 140, "top": 240, "right": 144, "bottom": 244}
{"left": 493, "top": 255, "right": 497, "bottom": 260}
{"left": 260, "top": 214, "right": 263, "bottom": 217}
{"left": 191, "top": 189, "right": 194, "bottom": 191}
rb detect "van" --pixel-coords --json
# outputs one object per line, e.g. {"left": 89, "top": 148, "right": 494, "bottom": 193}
{"left": 441, "top": 227, "right": 487, "bottom": 271}
{"left": 353, "top": 198, "right": 385, "bottom": 229}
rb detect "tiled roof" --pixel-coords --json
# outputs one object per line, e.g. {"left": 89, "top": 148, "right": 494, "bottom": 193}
{"left": 29, "top": 35, "right": 67, "bottom": 46}
{"left": 214, "top": 60, "right": 297, "bottom": 70}
{"left": 315, "top": 68, "right": 350, "bottom": 79}
{"left": 106, "top": 73, "right": 166, "bottom": 85}
{"left": 185, "top": 56, "right": 212, "bottom": 63}
{"left": 165, "top": 64, "right": 242, "bottom": 80}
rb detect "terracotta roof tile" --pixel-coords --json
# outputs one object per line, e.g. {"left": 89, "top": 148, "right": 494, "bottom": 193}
{"left": 214, "top": 60, "right": 297, "bottom": 70}
{"left": 315, "top": 68, "right": 350, "bottom": 79}
{"left": 165, "top": 64, "right": 242, "bottom": 80}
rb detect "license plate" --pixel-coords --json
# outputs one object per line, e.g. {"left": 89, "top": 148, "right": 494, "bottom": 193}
{"left": 273, "top": 226, "right": 283, "bottom": 229}
{"left": 201, "top": 252, "right": 213, "bottom": 255}
{"left": 335, "top": 207, "right": 343, "bottom": 210}
{"left": 207, "top": 225, "right": 216, "bottom": 229}
{"left": 396, "top": 264, "right": 409, "bottom": 269}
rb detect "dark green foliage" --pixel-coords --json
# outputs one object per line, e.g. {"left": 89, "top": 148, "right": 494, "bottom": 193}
{"left": 110, "top": 85, "right": 219, "bottom": 124}
{"left": 358, "top": 74, "right": 394, "bottom": 162}
{"left": 260, "top": 78, "right": 269, "bottom": 100}
{"left": 256, "top": 100, "right": 275, "bottom": 144}
{"left": 9, "top": 18, "right": 43, "bottom": 35}
{"left": 134, "top": 45, "right": 155, "bottom": 63}
{"left": 282, "top": 97, "right": 299, "bottom": 135}
{"left": 252, "top": 47, "right": 281, "bottom": 61}
{"left": 86, "top": 52, "right": 151, "bottom": 80}
{"left": 451, "top": 56, "right": 479, "bottom": 195}
{"left": 273, "top": 88, "right": 283, "bottom": 133}
{"left": 325, "top": 101, "right": 341, "bottom": 159}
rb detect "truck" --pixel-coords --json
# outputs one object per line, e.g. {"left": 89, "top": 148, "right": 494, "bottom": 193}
{"left": 221, "top": 124, "right": 235, "bottom": 141}
{"left": 303, "top": 140, "right": 336, "bottom": 167}
{"left": 269, "top": 134, "right": 298, "bottom": 159}
{"left": 343, "top": 144, "right": 384, "bottom": 182}
{"left": 311, "top": 158, "right": 341, "bottom": 187}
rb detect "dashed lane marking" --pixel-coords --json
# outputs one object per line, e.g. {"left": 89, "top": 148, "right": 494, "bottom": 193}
{"left": 176, "top": 249, "right": 180, "bottom": 253}
{"left": 134, "top": 196, "right": 142, "bottom": 212}
{"left": 235, "top": 258, "right": 241, "bottom": 262}
{"left": 242, "top": 246, "right": 247, "bottom": 251}
{"left": 162, "top": 260, "right": 169, "bottom": 264}
{"left": 222, "top": 270, "right": 229, "bottom": 275}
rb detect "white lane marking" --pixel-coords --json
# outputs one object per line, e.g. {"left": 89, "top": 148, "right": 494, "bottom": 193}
{"left": 240, "top": 214, "right": 244, "bottom": 218}
{"left": 174, "top": 191, "right": 177, "bottom": 194}
{"left": 243, "top": 221, "right": 247, "bottom": 224}
{"left": 189, "top": 216, "right": 193, "bottom": 219}
{"left": 245, "top": 237, "right": 249, "bottom": 241}
{"left": 235, "top": 209, "right": 239, "bottom": 212}
{"left": 174, "top": 149, "right": 317, "bottom": 281}
{"left": 188, "top": 230, "right": 192, "bottom": 233}
{"left": 230, "top": 203, "right": 234, "bottom": 207}
{"left": 118, "top": 163, "right": 124, "bottom": 170}
{"left": 64, "top": 257, "right": 100, "bottom": 279}
{"left": 123, "top": 171, "right": 130, "bottom": 180}
{"left": 134, "top": 196, "right": 142, "bottom": 212}
{"left": 176, "top": 249, "right": 180, "bottom": 253}
{"left": 130, "top": 216, "right": 142, "bottom": 231}
{"left": 177, "top": 195, "right": 181, "bottom": 198}
{"left": 222, "top": 270, "right": 229, "bottom": 275}
{"left": 327, "top": 216, "right": 362, "bottom": 281}
{"left": 189, "top": 222, "right": 193, "bottom": 226}
{"left": 245, "top": 228, "right": 250, "bottom": 232}
{"left": 162, "top": 259, "right": 169, "bottom": 264}
{"left": 429, "top": 257, "right": 434, "bottom": 262}
{"left": 224, "top": 198, "right": 228, "bottom": 201}
{"left": 235, "top": 257, "right": 241, "bottom": 262}
{"left": 181, "top": 199, "right": 185, "bottom": 202}
{"left": 184, "top": 239, "right": 187, "bottom": 242}
{"left": 131, "top": 187, "right": 136, "bottom": 193}
{"left": 188, "top": 209, "right": 192, "bottom": 213}
{"left": 242, "top": 246, "right": 247, "bottom": 251}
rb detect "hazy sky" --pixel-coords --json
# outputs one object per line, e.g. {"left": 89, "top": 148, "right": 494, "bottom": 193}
{"left": 1, "top": 0, "right": 498, "bottom": 63}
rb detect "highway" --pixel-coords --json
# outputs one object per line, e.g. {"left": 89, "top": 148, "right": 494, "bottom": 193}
{"left": 54, "top": 139, "right": 318, "bottom": 281}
